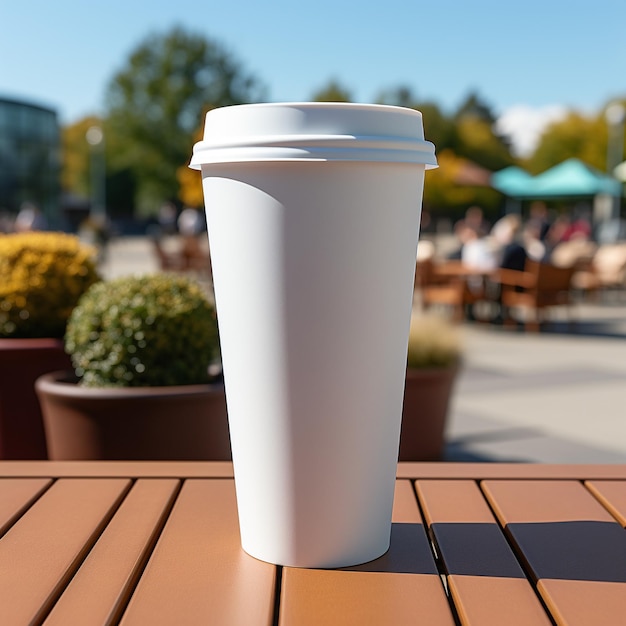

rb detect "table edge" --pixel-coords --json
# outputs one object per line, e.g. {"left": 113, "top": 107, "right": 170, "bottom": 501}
{"left": 0, "top": 461, "right": 625, "bottom": 480}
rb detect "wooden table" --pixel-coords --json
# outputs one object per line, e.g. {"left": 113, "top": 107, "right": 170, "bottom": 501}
{"left": 1, "top": 462, "right": 625, "bottom": 625}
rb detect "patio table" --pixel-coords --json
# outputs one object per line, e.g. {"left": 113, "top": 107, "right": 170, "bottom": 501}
{"left": 1, "top": 461, "right": 625, "bottom": 625}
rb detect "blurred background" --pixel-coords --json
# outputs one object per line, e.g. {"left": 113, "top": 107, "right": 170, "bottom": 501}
{"left": 1, "top": 0, "right": 625, "bottom": 463}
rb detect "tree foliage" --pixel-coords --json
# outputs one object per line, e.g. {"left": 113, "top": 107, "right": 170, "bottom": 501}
{"left": 104, "top": 26, "right": 265, "bottom": 213}
{"left": 59, "top": 28, "right": 625, "bottom": 224}
{"left": 423, "top": 149, "right": 501, "bottom": 217}
{"left": 177, "top": 128, "right": 204, "bottom": 208}
{"left": 310, "top": 79, "right": 353, "bottom": 102}
{"left": 375, "top": 88, "right": 514, "bottom": 216}
{"left": 376, "top": 85, "right": 419, "bottom": 109}
{"left": 524, "top": 111, "right": 608, "bottom": 174}
{"left": 454, "top": 91, "right": 498, "bottom": 124}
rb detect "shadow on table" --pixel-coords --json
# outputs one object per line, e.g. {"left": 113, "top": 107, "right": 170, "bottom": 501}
{"left": 507, "top": 520, "right": 626, "bottom": 582}
{"left": 343, "top": 521, "right": 626, "bottom": 582}
{"left": 343, "top": 523, "right": 438, "bottom": 575}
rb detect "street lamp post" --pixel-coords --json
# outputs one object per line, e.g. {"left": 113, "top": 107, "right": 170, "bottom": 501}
{"left": 86, "top": 125, "right": 106, "bottom": 219}
{"left": 605, "top": 103, "right": 625, "bottom": 220}
{"left": 606, "top": 103, "right": 625, "bottom": 172}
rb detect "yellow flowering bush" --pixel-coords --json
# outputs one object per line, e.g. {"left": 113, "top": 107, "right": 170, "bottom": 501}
{"left": 0, "top": 232, "right": 100, "bottom": 338}
{"left": 65, "top": 274, "right": 219, "bottom": 387}
{"left": 406, "top": 313, "right": 463, "bottom": 369}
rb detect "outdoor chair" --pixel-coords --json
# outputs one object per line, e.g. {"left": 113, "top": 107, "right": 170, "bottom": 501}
{"left": 493, "top": 259, "right": 576, "bottom": 331}
{"left": 151, "top": 236, "right": 186, "bottom": 272}
{"left": 151, "top": 235, "right": 212, "bottom": 278}
{"left": 415, "top": 257, "right": 466, "bottom": 321}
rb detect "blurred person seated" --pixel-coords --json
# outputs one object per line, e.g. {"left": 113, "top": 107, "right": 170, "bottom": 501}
{"left": 527, "top": 201, "right": 552, "bottom": 242}
{"left": 460, "top": 226, "right": 499, "bottom": 272}
{"left": 14, "top": 202, "right": 47, "bottom": 232}
{"left": 456, "top": 205, "right": 490, "bottom": 238}
{"left": 540, "top": 215, "right": 571, "bottom": 262}
{"left": 491, "top": 214, "right": 528, "bottom": 271}
{"left": 178, "top": 206, "right": 205, "bottom": 237}
{"left": 562, "top": 210, "right": 592, "bottom": 242}
{"left": 448, "top": 205, "right": 491, "bottom": 259}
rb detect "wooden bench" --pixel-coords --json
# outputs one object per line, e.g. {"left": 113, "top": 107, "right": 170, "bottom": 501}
{"left": 493, "top": 259, "right": 576, "bottom": 331}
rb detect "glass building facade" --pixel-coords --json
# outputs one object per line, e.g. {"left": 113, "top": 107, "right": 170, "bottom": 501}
{"left": 0, "top": 97, "right": 61, "bottom": 226}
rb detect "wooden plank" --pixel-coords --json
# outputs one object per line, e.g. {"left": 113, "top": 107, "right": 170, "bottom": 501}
{"left": 537, "top": 579, "right": 626, "bottom": 626}
{"left": 44, "top": 479, "right": 180, "bottom": 626}
{"left": 279, "top": 480, "right": 454, "bottom": 626}
{"left": 586, "top": 480, "right": 626, "bottom": 527}
{"left": 1, "top": 461, "right": 626, "bottom": 480}
{"left": 0, "top": 478, "right": 51, "bottom": 536}
{"left": 483, "top": 480, "right": 618, "bottom": 524}
{"left": 482, "top": 480, "right": 626, "bottom": 626}
{"left": 280, "top": 569, "right": 454, "bottom": 626}
{"left": 119, "top": 479, "right": 275, "bottom": 626}
{"left": 0, "top": 478, "right": 130, "bottom": 626}
{"left": 448, "top": 577, "right": 551, "bottom": 626}
{"left": 416, "top": 480, "right": 551, "bottom": 626}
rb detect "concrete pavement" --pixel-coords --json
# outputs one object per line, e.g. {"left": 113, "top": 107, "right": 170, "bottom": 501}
{"left": 101, "top": 236, "right": 626, "bottom": 464}
{"left": 446, "top": 318, "right": 626, "bottom": 463}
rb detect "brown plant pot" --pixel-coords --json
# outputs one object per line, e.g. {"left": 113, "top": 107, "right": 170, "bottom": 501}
{"left": 0, "top": 338, "right": 72, "bottom": 459}
{"left": 399, "top": 366, "right": 459, "bottom": 462}
{"left": 36, "top": 371, "right": 231, "bottom": 461}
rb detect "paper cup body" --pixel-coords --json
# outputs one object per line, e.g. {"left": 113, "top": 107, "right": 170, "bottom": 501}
{"left": 191, "top": 103, "right": 436, "bottom": 568}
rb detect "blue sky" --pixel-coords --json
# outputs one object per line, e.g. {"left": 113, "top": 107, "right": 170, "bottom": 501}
{"left": 1, "top": 0, "right": 625, "bottom": 154}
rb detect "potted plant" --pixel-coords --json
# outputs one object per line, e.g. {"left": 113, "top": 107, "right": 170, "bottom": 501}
{"left": 399, "top": 313, "right": 462, "bottom": 461}
{"left": 36, "top": 273, "right": 230, "bottom": 460}
{"left": 0, "top": 232, "right": 99, "bottom": 459}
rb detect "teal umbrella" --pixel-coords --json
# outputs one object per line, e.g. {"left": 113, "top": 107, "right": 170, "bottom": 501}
{"left": 532, "top": 159, "right": 621, "bottom": 197}
{"left": 491, "top": 166, "right": 535, "bottom": 196}
{"left": 491, "top": 159, "right": 622, "bottom": 198}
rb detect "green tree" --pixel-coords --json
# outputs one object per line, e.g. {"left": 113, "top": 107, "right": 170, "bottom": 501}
{"left": 416, "top": 101, "right": 456, "bottom": 154}
{"left": 105, "top": 26, "right": 265, "bottom": 214}
{"left": 525, "top": 110, "right": 608, "bottom": 174}
{"left": 454, "top": 115, "right": 514, "bottom": 171}
{"left": 452, "top": 91, "right": 514, "bottom": 171}
{"left": 454, "top": 91, "right": 498, "bottom": 124}
{"left": 373, "top": 87, "right": 508, "bottom": 215}
{"left": 376, "top": 85, "right": 419, "bottom": 109}
{"left": 310, "top": 79, "right": 353, "bottom": 102}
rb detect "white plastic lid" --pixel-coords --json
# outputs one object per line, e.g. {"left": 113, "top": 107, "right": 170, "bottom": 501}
{"left": 189, "top": 102, "right": 438, "bottom": 167}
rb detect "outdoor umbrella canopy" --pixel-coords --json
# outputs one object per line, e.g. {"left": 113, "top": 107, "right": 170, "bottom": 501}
{"left": 491, "top": 158, "right": 622, "bottom": 199}
{"left": 532, "top": 159, "right": 621, "bottom": 197}
{"left": 491, "top": 166, "right": 535, "bottom": 196}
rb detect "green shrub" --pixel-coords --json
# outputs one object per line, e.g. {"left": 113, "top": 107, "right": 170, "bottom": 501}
{"left": 0, "top": 232, "right": 100, "bottom": 338}
{"left": 65, "top": 274, "right": 219, "bottom": 387}
{"left": 406, "top": 313, "right": 462, "bottom": 369}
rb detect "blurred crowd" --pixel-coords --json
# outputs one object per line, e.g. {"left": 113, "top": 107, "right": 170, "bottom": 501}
{"left": 446, "top": 202, "right": 601, "bottom": 272}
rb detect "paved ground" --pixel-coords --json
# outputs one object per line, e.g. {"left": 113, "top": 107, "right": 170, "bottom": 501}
{"left": 446, "top": 318, "right": 626, "bottom": 463}
{"left": 101, "top": 236, "right": 626, "bottom": 464}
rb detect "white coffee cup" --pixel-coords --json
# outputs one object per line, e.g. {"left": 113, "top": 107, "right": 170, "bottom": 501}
{"left": 190, "top": 102, "right": 436, "bottom": 568}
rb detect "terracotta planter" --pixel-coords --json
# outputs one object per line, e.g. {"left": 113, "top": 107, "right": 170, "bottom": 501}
{"left": 0, "top": 338, "right": 72, "bottom": 459}
{"left": 399, "top": 366, "right": 459, "bottom": 461}
{"left": 36, "top": 371, "right": 231, "bottom": 461}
